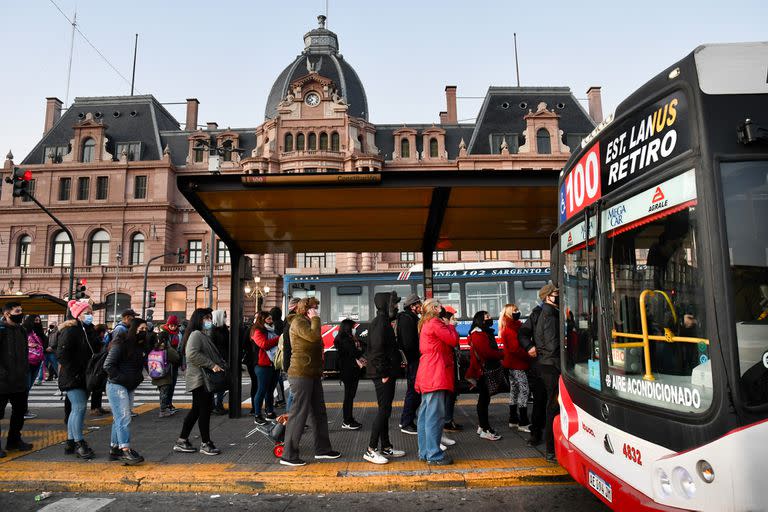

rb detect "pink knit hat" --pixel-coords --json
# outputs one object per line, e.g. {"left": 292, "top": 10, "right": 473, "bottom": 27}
{"left": 68, "top": 299, "right": 90, "bottom": 319}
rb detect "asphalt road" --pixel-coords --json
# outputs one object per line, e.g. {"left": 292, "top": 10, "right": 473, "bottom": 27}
{"left": 5, "top": 486, "right": 607, "bottom": 511}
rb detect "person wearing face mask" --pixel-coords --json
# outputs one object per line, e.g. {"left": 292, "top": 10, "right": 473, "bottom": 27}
{"left": 532, "top": 284, "right": 561, "bottom": 463}
{"left": 363, "top": 291, "right": 406, "bottom": 464}
{"left": 500, "top": 304, "right": 531, "bottom": 432}
{"left": 210, "top": 310, "right": 230, "bottom": 415}
{"left": 57, "top": 300, "right": 96, "bottom": 460}
{"left": 250, "top": 310, "right": 279, "bottom": 425}
{"left": 466, "top": 310, "right": 504, "bottom": 441}
{"left": 103, "top": 318, "right": 149, "bottom": 465}
{"left": 158, "top": 315, "right": 182, "bottom": 414}
{"left": 22, "top": 314, "right": 45, "bottom": 420}
{"left": 397, "top": 293, "right": 422, "bottom": 436}
{"left": 334, "top": 318, "right": 365, "bottom": 430}
{"left": 174, "top": 308, "right": 226, "bottom": 456}
{"left": 0, "top": 302, "right": 34, "bottom": 457}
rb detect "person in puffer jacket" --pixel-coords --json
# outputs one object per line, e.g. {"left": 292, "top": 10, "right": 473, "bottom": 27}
{"left": 414, "top": 298, "right": 459, "bottom": 465}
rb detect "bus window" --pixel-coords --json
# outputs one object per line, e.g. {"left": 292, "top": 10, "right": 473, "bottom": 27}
{"left": 418, "top": 283, "right": 462, "bottom": 318}
{"left": 513, "top": 281, "right": 545, "bottom": 317}
{"left": 605, "top": 205, "right": 712, "bottom": 413}
{"left": 330, "top": 286, "right": 370, "bottom": 322}
{"left": 721, "top": 161, "right": 768, "bottom": 407}
{"left": 373, "top": 284, "right": 412, "bottom": 309}
{"left": 466, "top": 281, "right": 508, "bottom": 318}
{"left": 562, "top": 248, "right": 599, "bottom": 390}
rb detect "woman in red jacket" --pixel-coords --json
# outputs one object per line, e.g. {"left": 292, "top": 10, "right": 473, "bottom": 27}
{"left": 466, "top": 310, "right": 504, "bottom": 441}
{"left": 415, "top": 298, "right": 459, "bottom": 465}
{"left": 500, "top": 304, "right": 531, "bottom": 431}
{"left": 250, "top": 311, "right": 279, "bottom": 426}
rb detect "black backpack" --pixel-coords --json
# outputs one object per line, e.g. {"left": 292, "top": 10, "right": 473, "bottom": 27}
{"left": 86, "top": 348, "right": 109, "bottom": 392}
{"left": 519, "top": 306, "right": 542, "bottom": 350}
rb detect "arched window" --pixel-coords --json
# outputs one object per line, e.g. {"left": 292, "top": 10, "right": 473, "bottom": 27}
{"left": 221, "top": 139, "right": 233, "bottom": 162}
{"left": 400, "top": 138, "right": 410, "bottom": 158}
{"left": 319, "top": 132, "right": 328, "bottom": 150}
{"left": 536, "top": 128, "right": 551, "bottom": 154}
{"left": 17, "top": 235, "right": 32, "bottom": 267}
{"left": 82, "top": 138, "right": 96, "bottom": 163}
{"left": 429, "top": 138, "right": 438, "bottom": 158}
{"left": 105, "top": 293, "right": 131, "bottom": 324}
{"left": 296, "top": 133, "right": 305, "bottom": 151}
{"left": 89, "top": 229, "right": 110, "bottom": 266}
{"left": 130, "top": 233, "right": 145, "bottom": 265}
{"left": 308, "top": 133, "right": 317, "bottom": 150}
{"left": 165, "top": 284, "right": 187, "bottom": 321}
{"left": 284, "top": 133, "right": 294, "bottom": 152}
{"left": 331, "top": 132, "right": 340, "bottom": 151}
{"left": 52, "top": 231, "right": 72, "bottom": 267}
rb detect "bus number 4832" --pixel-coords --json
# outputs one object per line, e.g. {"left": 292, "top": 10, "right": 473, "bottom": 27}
{"left": 622, "top": 443, "right": 643, "bottom": 466}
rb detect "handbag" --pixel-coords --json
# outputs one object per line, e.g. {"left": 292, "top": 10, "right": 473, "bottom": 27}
{"left": 472, "top": 342, "right": 509, "bottom": 396}
{"left": 202, "top": 367, "right": 229, "bottom": 393}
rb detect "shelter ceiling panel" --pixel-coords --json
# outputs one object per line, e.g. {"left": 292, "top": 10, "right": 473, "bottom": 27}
{"left": 446, "top": 186, "right": 556, "bottom": 208}
{"left": 212, "top": 208, "right": 427, "bottom": 228}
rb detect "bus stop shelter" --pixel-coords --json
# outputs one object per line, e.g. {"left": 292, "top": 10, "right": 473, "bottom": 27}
{"left": 177, "top": 170, "right": 559, "bottom": 416}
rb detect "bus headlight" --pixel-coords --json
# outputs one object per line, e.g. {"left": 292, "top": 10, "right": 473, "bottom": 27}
{"left": 656, "top": 468, "right": 673, "bottom": 497}
{"left": 696, "top": 460, "right": 715, "bottom": 483}
{"left": 673, "top": 467, "right": 697, "bottom": 499}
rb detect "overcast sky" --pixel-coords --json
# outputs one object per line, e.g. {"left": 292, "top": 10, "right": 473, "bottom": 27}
{"left": 1, "top": 0, "right": 766, "bottom": 160}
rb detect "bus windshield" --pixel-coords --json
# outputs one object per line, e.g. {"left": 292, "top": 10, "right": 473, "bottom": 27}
{"left": 721, "top": 160, "right": 768, "bottom": 407}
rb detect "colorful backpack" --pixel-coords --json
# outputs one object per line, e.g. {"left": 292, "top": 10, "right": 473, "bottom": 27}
{"left": 27, "top": 334, "right": 45, "bottom": 366}
{"left": 147, "top": 349, "right": 169, "bottom": 379}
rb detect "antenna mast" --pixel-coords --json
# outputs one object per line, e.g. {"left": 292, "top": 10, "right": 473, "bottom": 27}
{"left": 513, "top": 33, "right": 521, "bottom": 87}
{"left": 130, "top": 34, "right": 138, "bottom": 96}
{"left": 64, "top": 10, "right": 77, "bottom": 107}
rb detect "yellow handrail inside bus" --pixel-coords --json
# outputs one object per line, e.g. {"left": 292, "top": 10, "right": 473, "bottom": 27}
{"left": 611, "top": 289, "right": 709, "bottom": 381}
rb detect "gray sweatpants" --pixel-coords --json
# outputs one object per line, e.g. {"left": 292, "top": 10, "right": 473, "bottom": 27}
{"left": 282, "top": 376, "right": 332, "bottom": 461}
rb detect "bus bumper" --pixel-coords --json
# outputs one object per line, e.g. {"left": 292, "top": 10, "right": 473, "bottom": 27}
{"left": 554, "top": 417, "right": 686, "bottom": 512}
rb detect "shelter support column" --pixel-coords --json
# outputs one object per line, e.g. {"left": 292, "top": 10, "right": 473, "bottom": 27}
{"left": 228, "top": 251, "right": 250, "bottom": 418}
{"left": 421, "top": 187, "right": 451, "bottom": 302}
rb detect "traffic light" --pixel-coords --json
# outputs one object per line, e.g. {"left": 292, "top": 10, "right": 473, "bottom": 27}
{"left": 147, "top": 291, "right": 157, "bottom": 308}
{"left": 4, "top": 167, "right": 33, "bottom": 198}
{"left": 75, "top": 278, "right": 87, "bottom": 299}
{"left": 145, "top": 308, "right": 154, "bottom": 323}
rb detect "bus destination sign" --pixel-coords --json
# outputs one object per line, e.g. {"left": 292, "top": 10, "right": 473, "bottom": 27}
{"left": 560, "top": 92, "right": 690, "bottom": 222}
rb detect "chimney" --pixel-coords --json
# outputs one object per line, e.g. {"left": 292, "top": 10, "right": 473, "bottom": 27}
{"left": 439, "top": 111, "right": 448, "bottom": 124}
{"left": 185, "top": 98, "right": 199, "bottom": 131}
{"left": 586, "top": 86, "right": 603, "bottom": 124}
{"left": 44, "top": 97, "right": 63, "bottom": 134}
{"left": 206, "top": 122, "right": 218, "bottom": 131}
{"left": 445, "top": 86, "right": 457, "bottom": 124}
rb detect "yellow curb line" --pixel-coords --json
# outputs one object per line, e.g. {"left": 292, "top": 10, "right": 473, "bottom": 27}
{"left": 0, "top": 459, "right": 571, "bottom": 494}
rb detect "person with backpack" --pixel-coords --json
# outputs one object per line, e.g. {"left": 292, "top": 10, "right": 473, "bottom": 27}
{"left": 251, "top": 310, "right": 279, "bottom": 426}
{"left": 158, "top": 315, "right": 182, "bottom": 414}
{"left": 103, "top": 318, "right": 148, "bottom": 465}
{"left": 22, "top": 314, "right": 45, "bottom": 420}
{"left": 277, "top": 297, "right": 300, "bottom": 411}
{"left": 397, "top": 293, "right": 422, "bottom": 435}
{"left": 210, "top": 310, "right": 229, "bottom": 415}
{"left": 173, "top": 308, "right": 226, "bottom": 456}
{"left": 500, "top": 304, "right": 531, "bottom": 432}
{"left": 0, "top": 301, "right": 34, "bottom": 457}
{"left": 56, "top": 300, "right": 96, "bottom": 460}
{"left": 149, "top": 335, "right": 180, "bottom": 417}
{"left": 335, "top": 318, "right": 366, "bottom": 430}
{"left": 466, "top": 310, "right": 504, "bottom": 441}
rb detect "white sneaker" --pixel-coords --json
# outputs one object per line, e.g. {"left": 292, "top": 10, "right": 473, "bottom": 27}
{"left": 517, "top": 424, "right": 531, "bottom": 433}
{"left": 381, "top": 447, "right": 405, "bottom": 458}
{"left": 479, "top": 429, "right": 502, "bottom": 441}
{"left": 440, "top": 435, "right": 456, "bottom": 446}
{"left": 363, "top": 449, "right": 389, "bottom": 465}
{"left": 440, "top": 443, "right": 447, "bottom": 451}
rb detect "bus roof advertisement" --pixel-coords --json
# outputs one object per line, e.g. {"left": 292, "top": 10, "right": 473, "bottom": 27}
{"left": 562, "top": 91, "right": 690, "bottom": 222}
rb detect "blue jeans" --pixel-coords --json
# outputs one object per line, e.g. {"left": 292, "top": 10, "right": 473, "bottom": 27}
{"left": 27, "top": 364, "right": 41, "bottom": 391}
{"left": 66, "top": 388, "right": 87, "bottom": 442}
{"left": 417, "top": 391, "right": 448, "bottom": 462}
{"left": 107, "top": 381, "right": 134, "bottom": 449}
{"left": 38, "top": 353, "right": 59, "bottom": 382}
{"left": 254, "top": 365, "right": 277, "bottom": 416}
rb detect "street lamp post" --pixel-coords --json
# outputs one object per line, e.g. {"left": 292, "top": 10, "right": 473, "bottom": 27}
{"left": 142, "top": 249, "right": 182, "bottom": 319}
{"left": 244, "top": 276, "right": 270, "bottom": 313}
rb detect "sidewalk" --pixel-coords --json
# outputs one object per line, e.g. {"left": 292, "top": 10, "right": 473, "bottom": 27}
{"left": 0, "top": 381, "right": 570, "bottom": 494}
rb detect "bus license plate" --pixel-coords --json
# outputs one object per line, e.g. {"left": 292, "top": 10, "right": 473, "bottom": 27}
{"left": 588, "top": 470, "right": 613, "bottom": 503}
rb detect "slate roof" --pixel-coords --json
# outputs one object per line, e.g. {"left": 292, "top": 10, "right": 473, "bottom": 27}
{"left": 159, "top": 130, "right": 258, "bottom": 167}
{"left": 466, "top": 87, "right": 595, "bottom": 154}
{"left": 21, "top": 95, "right": 181, "bottom": 165}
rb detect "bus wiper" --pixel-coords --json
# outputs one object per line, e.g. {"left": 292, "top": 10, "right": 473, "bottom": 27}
{"left": 737, "top": 119, "right": 768, "bottom": 145}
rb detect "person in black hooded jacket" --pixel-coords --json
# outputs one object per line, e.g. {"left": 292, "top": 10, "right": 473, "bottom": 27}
{"left": 335, "top": 319, "right": 365, "bottom": 429}
{"left": 364, "top": 291, "right": 406, "bottom": 464}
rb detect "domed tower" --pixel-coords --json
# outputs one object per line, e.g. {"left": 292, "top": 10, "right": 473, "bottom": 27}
{"left": 264, "top": 15, "right": 369, "bottom": 121}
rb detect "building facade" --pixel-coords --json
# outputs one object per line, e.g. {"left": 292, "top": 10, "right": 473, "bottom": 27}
{"left": 1, "top": 15, "right": 600, "bottom": 324}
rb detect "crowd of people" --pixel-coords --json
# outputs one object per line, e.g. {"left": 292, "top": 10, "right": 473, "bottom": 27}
{"left": 0, "top": 281, "right": 562, "bottom": 466}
